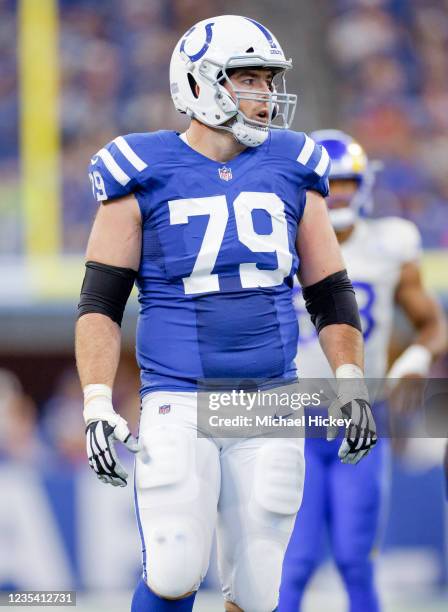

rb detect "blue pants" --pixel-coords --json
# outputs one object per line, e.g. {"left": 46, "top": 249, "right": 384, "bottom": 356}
{"left": 278, "top": 434, "right": 388, "bottom": 612}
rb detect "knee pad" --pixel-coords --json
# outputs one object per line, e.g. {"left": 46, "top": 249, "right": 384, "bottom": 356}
{"left": 135, "top": 426, "right": 213, "bottom": 597}
{"left": 232, "top": 538, "right": 284, "bottom": 612}
{"left": 146, "top": 516, "right": 205, "bottom": 598}
{"left": 251, "top": 441, "right": 305, "bottom": 518}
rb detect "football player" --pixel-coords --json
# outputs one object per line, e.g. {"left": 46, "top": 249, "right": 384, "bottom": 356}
{"left": 75, "top": 18, "right": 377, "bottom": 612}
{"left": 278, "top": 130, "right": 447, "bottom": 612}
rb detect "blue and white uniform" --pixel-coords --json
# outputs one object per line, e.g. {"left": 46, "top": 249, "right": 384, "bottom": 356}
{"left": 89, "top": 129, "right": 329, "bottom": 610}
{"left": 279, "top": 217, "right": 422, "bottom": 612}
{"left": 89, "top": 130, "right": 329, "bottom": 395}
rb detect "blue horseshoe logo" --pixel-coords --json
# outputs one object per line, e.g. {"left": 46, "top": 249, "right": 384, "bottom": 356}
{"left": 245, "top": 18, "right": 277, "bottom": 49}
{"left": 180, "top": 22, "right": 215, "bottom": 62}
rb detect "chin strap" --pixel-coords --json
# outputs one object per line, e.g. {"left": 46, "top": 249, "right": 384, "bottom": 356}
{"left": 230, "top": 116, "right": 269, "bottom": 147}
{"left": 189, "top": 110, "right": 269, "bottom": 148}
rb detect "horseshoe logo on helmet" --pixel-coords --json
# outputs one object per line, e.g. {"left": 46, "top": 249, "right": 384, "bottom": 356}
{"left": 180, "top": 22, "right": 215, "bottom": 62}
{"left": 245, "top": 18, "right": 277, "bottom": 49}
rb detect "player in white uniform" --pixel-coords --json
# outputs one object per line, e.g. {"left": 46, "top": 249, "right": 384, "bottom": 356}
{"left": 296, "top": 213, "right": 426, "bottom": 380}
{"left": 279, "top": 130, "right": 447, "bottom": 612}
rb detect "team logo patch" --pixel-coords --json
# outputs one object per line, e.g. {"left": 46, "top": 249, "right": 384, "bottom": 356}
{"left": 180, "top": 22, "right": 215, "bottom": 62}
{"left": 159, "top": 404, "right": 171, "bottom": 415}
{"left": 218, "top": 166, "right": 232, "bottom": 181}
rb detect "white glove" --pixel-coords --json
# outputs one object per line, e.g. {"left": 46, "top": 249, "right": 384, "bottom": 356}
{"left": 327, "top": 365, "right": 378, "bottom": 465}
{"left": 83, "top": 384, "right": 139, "bottom": 487}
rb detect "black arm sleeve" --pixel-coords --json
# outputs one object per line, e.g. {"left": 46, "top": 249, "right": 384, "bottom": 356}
{"left": 302, "top": 269, "right": 362, "bottom": 334}
{"left": 77, "top": 261, "right": 137, "bottom": 326}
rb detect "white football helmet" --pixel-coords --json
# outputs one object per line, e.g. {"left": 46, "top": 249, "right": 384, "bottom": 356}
{"left": 170, "top": 15, "right": 297, "bottom": 147}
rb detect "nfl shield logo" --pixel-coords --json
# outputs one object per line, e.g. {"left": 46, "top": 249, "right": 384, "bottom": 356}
{"left": 218, "top": 166, "right": 232, "bottom": 181}
{"left": 159, "top": 404, "right": 171, "bottom": 415}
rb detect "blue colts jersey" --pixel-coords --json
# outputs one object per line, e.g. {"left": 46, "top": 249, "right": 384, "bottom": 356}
{"left": 88, "top": 130, "right": 330, "bottom": 395}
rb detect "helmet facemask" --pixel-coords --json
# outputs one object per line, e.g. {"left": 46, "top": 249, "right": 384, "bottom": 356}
{"left": 197, "top": 55, "right": 297, "bottom": 146}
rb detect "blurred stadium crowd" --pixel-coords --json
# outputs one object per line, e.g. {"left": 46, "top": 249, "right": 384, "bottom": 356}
{"left": 330, "top": 0, "right": 448, "bottom": 247}
{"left": 0, "top": 0, "right": 221, "bottom": 253}
{"left": 1, "top": 0, "right": 448, "bottom": 253}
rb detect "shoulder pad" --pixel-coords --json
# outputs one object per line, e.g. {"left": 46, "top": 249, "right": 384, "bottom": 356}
{"left": 269, "top": 130, "right": 330, "bottom": 197}
{"left": 88, "top": 133, "right": 151, "bottom": 203}
{"left": 372, "top": 217, "right": 422, "bottom": 262}
{"left": 270, "top": 130, "right": 330, "bottom": 176}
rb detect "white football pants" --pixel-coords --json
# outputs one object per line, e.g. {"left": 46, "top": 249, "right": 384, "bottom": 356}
{"left": 135, "top": 391, "right": 305, "bottom": 612}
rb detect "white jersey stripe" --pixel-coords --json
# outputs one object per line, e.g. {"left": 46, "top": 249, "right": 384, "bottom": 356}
{"left": 95, "top": 148, "right": 131, "bottom": 186}
{"left": 113, "top": 136, "right": 148, "bottom": 172}
{"left": 296, "top": 134, "right": 314, "bottom": 165}
{"left": 314, "top": 146, "right": 330, "bottom": 177}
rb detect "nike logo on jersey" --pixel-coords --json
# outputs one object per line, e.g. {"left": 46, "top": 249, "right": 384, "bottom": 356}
{"left": 90, "top": 157, "right": 98, "bottom": 165}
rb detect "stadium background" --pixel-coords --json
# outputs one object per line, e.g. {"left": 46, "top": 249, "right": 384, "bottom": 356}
{"left": 0, "top": 0, "right": 447, "bottom": 610}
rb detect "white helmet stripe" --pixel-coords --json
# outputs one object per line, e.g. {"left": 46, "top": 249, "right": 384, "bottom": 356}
{"left": 296, "top": 134, "right": 315, "bottom": 165}
{"left": 113, "top": 137, "right": 148, "bottom": 172}
{"left": 95, "top": 148, "right": 131, "bottom": 186}
{"left": 314, "top": 146, "right": 330, "bottom": 177}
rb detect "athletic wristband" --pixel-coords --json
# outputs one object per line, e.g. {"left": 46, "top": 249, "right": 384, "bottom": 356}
{"left": 83, "top": 383, "right": 114, "bottom": 425}
{"left": 335, "top": 364, "right": 364, "bottom": 379}
{"left": 335, "top": 364, "right": 369, "bottom": 404}
{"left": 387, "top": 344, "right": 431, "bottom": 382}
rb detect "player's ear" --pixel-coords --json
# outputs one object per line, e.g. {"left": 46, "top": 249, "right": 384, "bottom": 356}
{"left": 195, "top": 83, "right": 200, "bottom": 97}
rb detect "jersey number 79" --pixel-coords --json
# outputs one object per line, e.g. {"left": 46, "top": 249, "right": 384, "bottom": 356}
{"left": 168, "top": 192, "right": 292, "bottom": 294}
